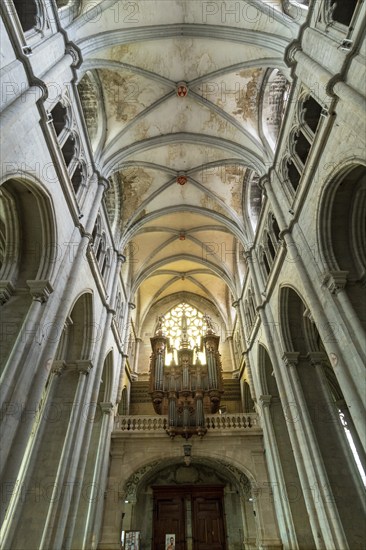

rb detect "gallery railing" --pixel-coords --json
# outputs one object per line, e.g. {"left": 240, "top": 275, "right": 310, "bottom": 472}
{"left": 114, "top": 413, "right": 261, "bottom": 433}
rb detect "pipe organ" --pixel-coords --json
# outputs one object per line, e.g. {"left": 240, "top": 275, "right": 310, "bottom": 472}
{"left": 149, "top": 313, "right": 224, "bottom": 438}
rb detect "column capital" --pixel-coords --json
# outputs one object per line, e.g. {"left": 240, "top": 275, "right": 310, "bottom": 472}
{"left": 321, "top": 270, "right": 348, "bottom": 295}
{"left": 258, "top": 174, "right": 270, "bottom": 192}
{"left": 80, "top": 229, "right": 93, "bottom": 241}
{"left": 51, "top": 360, "right": 67, "bottom": 376}
{"left": 259, "top": 394, "right": 272, "bottom": 407}
{"left": 100, "top": 402, "right": 114, "bottom": 415}
{"left": 98, "top": 176, "right": 110, "bottom": 191}
{"left": 117, "top": 253, "right": 126, "bottom": 264}
{"left": 278, "top": 228, "right": 291, "bottom": 240}
{"left": 282, "top": 351, "right": 299, "bottom": 368}
{"left": 27, "top": 280, "right": 53, "bottom": 303}
{"left": 243, "top": 249, "right": 253, "bottom": 262}
{"left": 307, "top": 351, "right": 327, "bottom": 366}
{"left": 76, "top": 359, "right": 93, "bottom": 375}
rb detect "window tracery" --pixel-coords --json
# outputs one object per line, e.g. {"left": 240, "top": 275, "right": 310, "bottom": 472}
{"left": 160, "top": 302, "right": 210, "bottom": 352}
{"left": 282, "top": 91, "right": 324, "bottom": 194}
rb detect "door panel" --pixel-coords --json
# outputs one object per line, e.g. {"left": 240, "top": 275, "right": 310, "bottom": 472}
{"left": 152, "top": 486, "right": 226, "bottom": 550}
{"left": 192, "top": 495, "right": 226, "bottom": 550}
{"left": 153, "top": 493, "right": 186, "bottom": 550}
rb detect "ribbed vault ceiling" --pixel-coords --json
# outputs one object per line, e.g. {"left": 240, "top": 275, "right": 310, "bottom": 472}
{"left": 71, "top": 0, "right": 295, "bottom": 332}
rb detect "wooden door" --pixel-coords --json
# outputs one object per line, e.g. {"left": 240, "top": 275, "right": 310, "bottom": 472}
{"left": 152, "top": 485, "right": 226, "bottom": 550}
{"left": 192, "top": 490, "right": 226, "bottom": 550}
{"left": 152, "top": 488, "right": 186, "bottom": 550}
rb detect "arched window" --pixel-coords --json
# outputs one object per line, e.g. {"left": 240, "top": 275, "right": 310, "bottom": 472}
{"left": 51, "top": 102, "right": 68, "bottom": 137}
{"left": 71, "top": 163, "right": 84, "bottom": 194}
{"left": 61, "top": 135, "right": 75, "bottom": 167}
{"left": 271, "top": 214, "right": 281, "bottom": 244}
{"left": 245, "top": 171, "right": 263, "bottom": 232}
{"left": 96, "top": 233, "right": 106, "bottom": 268}
{"left": 285, "top": 158, "right": 301, "bottom": 192}
{"left": 0, "top": 179, "right": 55, "bottom": 374}
{"left": 161, "top": 302, "right": 210, "bottom": 351}
{"left": 294, "top": 131, "right": 311, "bottom": 165}
{"left": 329, "top": 0, "right": 358, "bottom": 27}
{"left": 101, "top": 248, "right": 111, "bottom": 279}
{"left": 12, "top": 0, "right": 38, "bottom": 33}
{"left": 260, "top": 247, "right": 270, "bottom": 277}
{"left": 302, "top": 95, "right": 322, "bottom": 133}
{"left": 247, "top": 289, "right": 256, "bottom": 324}
{"left": 92, "top": 215, "right": 102, "bottom": 251}
{"left": 266, "top": 232, "right": 276, "bottom": 262}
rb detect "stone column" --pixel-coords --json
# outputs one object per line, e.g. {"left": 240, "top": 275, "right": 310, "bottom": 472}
{"left": 226, "top": 335, "right": 237, "bottom": 372}
{"left": 282, "top": 352, "right": 348, "bottom": 550}
{"left": 251, "top": 484, "right": 282, "bottom": 550}
{"left": 133, "top": 337, "right": 143, "bottom": 373}
{"left": 62, "top": 252, "right": 126, "bottom": 548}
{"left": 39, "top": 361, "right": 93, "bottom": 550}
{"left": 262, "top": 174, "right": 366, "bottom": 452}
{"left": 82, "top": 401, "right": 115, "bottom": 549}
{"left": 259, "top": 395, "right": 298, "bottom": 550}
{"left": 0, "top": 281, "right": 53, "bottom": 479}
{"left": 307, "top": 352, "right": 366, "bottom": 499}
{"left": 243, "top": 248, "right": 339, "bottom": 549}
{"left": 232, "top": 298, "right": 247, "bottom": 352}
{"left": 321, "top": 270, "right": 366, "bottom": 364}
{"left": 116, "top": 353, "right": 129, "bottom": 406}
{"left": 0, "top": 280, "right": 53, "bottom": 412}
{"left": 0, "top": 359, "right": 66, "bottom": 549}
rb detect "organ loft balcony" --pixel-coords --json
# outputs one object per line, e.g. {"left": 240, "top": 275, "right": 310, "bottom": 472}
{"left": 113, "top": 310, "right": 262, "bottom": 442}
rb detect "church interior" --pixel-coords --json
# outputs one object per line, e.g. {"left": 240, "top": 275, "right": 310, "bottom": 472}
{"left": 0, "top": 0, "right": 365, "bottom": 549}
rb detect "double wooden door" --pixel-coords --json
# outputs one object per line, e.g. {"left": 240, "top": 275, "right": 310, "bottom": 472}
{"left": 152, "top": 485, "right": 226, "bottom": 550}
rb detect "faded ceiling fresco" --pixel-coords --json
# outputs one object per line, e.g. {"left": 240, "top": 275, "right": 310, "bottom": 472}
{"left": 72, "top": 0, "right": 293, "bottom": 335}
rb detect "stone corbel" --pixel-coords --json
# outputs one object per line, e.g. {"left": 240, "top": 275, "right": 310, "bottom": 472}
{"left": 284, "top": 40, "right": 301, "bottom": 68}
{"left": 321, "top": 270, "right": 348, "bottom": 294}
{"left": 65, "top": 43, "right": 83, "bottom": 69}
{"left": 26, "top": 280, "right": 53, "bottom": 303}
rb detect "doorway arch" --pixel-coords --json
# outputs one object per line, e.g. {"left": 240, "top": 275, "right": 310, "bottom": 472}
{"left": 123, "top": 457, "right": 255, "bottom": 550}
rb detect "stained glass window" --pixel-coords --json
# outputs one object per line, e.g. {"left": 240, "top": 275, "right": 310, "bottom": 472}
{"left": 161, "top": 302, "right": 208, "bottom": 350}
